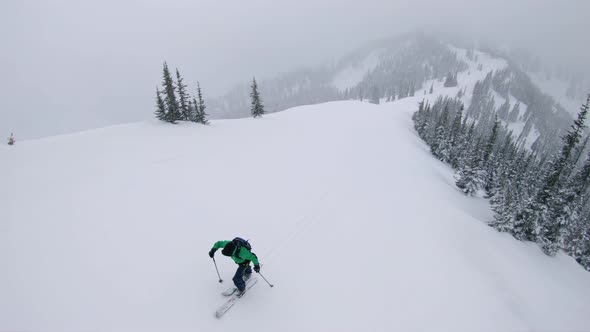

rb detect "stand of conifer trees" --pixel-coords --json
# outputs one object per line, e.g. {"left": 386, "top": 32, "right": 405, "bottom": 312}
{"left": 413, "top": 94, "right": 590, "bottom": 270}
{"left": 154, "top": 62, "right": 208, "bottom": 124}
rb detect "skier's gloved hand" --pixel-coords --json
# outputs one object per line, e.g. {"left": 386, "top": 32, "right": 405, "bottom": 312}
{"left": 254, "top": 264, "right": 260, "bottom": 273}
{"left": 208, "top": 248, "right": 217, "bottom": 258}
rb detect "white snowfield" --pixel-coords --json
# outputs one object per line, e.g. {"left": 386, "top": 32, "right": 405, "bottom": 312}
{"left": 1, "top": 99, "right": 590, "bottom": 332}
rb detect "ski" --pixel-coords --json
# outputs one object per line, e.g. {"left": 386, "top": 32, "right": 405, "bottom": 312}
{"left": 215, "top": 277, "right": 258, "bottom": 318}
{"left": 221, "top": 286, "right": 238, "bottom": 297}
{"left": 221, "top": 275, "right": 253, "bottom": 296}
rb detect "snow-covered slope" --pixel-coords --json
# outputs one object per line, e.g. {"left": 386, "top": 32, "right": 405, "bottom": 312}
{"left": 2, "top": 100, "right": 590, "bottom": 332}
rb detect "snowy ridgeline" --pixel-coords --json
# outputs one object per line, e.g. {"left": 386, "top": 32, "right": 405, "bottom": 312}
{"left": 208, "top": 35, "right": 581, "bottom": 161}
{"left": 2, "top": 99, "right": 590, "bottom": 331}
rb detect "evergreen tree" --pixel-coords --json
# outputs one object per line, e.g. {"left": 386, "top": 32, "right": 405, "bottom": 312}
{"left": 489, "top": 146, "right": 528, "bottom": 233}
{"left": 188, "top": 99, "right": 196, "bottom": 121}
{"left": 562, "top": 150, "right": 590, "bottom": 261}
{"left": 456, "top": 138, "right": 483, "bottom": 196}
{"left": 7, "top": 133, "right": 15, "bottom": 146}
{"left": 431, "top": 105, "right": 450, "bottom": 162}
{"left": 155, "top": 88, "right": 167, "bottom": 121}
{"left": 482, "top": 117, "right": 500, "bottom": 165}
{"left": 490, "top": 181, "right": 516, "bottom": 232}
{"left": 578, "top": 214, "right": 590, "bottom": 270}
{"left": 195, "top": 82, "right": 208, "bottom": 124}
{"left": 537, "top": 95, "right": 589, "bottom": 255}
{"left": 513, "top": 196, "right": 540, "bottom": 242}
{"left": 571, "top": 135, "right": 590, "bottom": 171}
{"left": 161, "top": 62, "right": 180, "bottom": 123}
{"left": 250, "top": 77, "right": 265, "bottom": 118}
{"left": 413, "top": 100, "right": 426, "bottom": 133}
{"left": 449, "top": 105, "right": 465, "bottom": 168}
{"left": 414, "top": 101, "right": 431, "bottom": 139}
{"left": 483, "top": 117, "right": 500, "bottom": 198}
{"left": 176, "top": 69, "right": 190, "bottom": 120}
{"left": 429, "top": 84, "right": 434, "bottom": 94}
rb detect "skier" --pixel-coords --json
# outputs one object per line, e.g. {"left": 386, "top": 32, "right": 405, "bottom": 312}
{"left": 209, "top": 237, "right": 261, "bottom": 296}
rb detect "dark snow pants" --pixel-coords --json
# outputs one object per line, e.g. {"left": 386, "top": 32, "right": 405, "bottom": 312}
{"left": 233, "top": 262, "right": 252, "bottom": 291}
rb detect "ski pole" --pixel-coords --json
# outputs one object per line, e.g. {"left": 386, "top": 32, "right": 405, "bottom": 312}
{"left": 212, "top": 257, "right": 223, "bottom": 283}
{"left": 258, "top": 272, "right": 274, "bottom": 288}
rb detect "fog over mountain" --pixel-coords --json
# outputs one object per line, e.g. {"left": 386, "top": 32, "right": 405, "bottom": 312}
{"left": 1, "top": 0, "right": 588, "bottom": 139}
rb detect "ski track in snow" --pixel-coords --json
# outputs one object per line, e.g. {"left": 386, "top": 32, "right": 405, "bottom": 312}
{"left": 2, "top": 96, "right": 590, "bottom": 332}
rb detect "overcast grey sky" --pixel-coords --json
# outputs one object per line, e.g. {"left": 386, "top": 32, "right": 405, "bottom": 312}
{"left": 1, "top": 0, "right": 588, "bottom": 139}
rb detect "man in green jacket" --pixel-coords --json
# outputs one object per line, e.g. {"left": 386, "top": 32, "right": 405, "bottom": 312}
{"left": 209, "top": 237, "right": 261, "bottom": 295}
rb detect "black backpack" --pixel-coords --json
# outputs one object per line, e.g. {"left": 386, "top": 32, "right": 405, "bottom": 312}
{"left": 232, "top": 237, "right": 252, "bottom": 253}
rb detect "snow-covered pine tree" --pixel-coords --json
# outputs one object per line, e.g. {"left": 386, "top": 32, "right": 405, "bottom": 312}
{"left": 482, "top": 117, "right": 500, "bottom": 198}
{"left": 453, "top": 115, "right": 472, "bottom": 170}
{"left": 250, "top": 77, "right": 265, "bottom": 118}
{"left": 537, "top": 95, "right": 589, "bottom": 255}
{"left": 423, "top": 99, "right": 443, "bottom": 146}
{"left": 561, "top": 175, "right": 589, "bottom": 263}
{"left": 566, "top": 135, "right": 590, "bottom": 180}
{"left": 192, "top": 97, "right": 208, "bottom": 125}
{"left": 195, "top": 82, "right": 208, "bottom": 124}
{"left": 490, "top": 137, "right": 527, "bottom": 232}
{"left": 513, "top": 197, "right": 540, "bottom": 242}
{"left": 417, "top": 102, "right": 432, "bottom": 140}
{"left": 449, "top": 105, "right": 465, "bottom": 169}
{"left": 456, "top": 137, "right": 483, "bottom": 196}
{"left": 155, "top": 87, "right": 167, "bottom": 121}
{"left": 7, "top": 133, "right": 15, "bottom": 146}
{"left": 577, "top": 213, "right": 590, "bottom": 270}
{"left": 490, "top": 179, "right": 516, "bottom": 232}
{"left": 161, "top": 62, "right": 180, "bottom": 123}
{"left": 413, "top": 100, "right": 426, "bottom": 132}
{"left": 175, "top": 69, "right": 190, "bottom": 121}
{"left": 561, "top": 105, "right": 590, "bottom": 260}
{"left": 187, "top": 99, "right": 196, "bottom": 122}
{"left": 431, "top": 104, "right": 450, "bottom": 162}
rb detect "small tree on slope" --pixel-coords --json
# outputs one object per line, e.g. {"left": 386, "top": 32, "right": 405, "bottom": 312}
{"left": 161, "top": 62, "right": 181, "bottom": 123}
{"left": 176, "top": 69, "right": 190, "bottom": 121}
{"left": 7, "top": 133, "right": 15, "bottom": 145}
{"left": 195, "top": 82, "right": 208, "bottom": 124}
{"left": 250, "top": 78, "right": 265, "bottom": 118}
{"left": 155, "top": 88, "right": 167, "bottom": 121}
